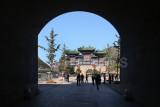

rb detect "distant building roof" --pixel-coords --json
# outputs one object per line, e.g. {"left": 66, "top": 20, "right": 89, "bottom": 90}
{"left": 91, "top": 53, "right": 97, "bottom": 57}
{"left": 65, "top": 49, "right": 79, "bottom": 55}
{"left": 75, "top": 55, "right": 82, "bottom": 58}
{"left": 94, "top": 50, "right": 107, "bottom": 55}
{"left": 65, "top": 46, "right": 106, "bottom": 58}
{"left": 78, "top": 46, "right": 96, "bottom": 52}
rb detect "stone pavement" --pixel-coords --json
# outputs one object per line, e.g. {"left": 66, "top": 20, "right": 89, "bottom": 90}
{"left": 12, "top": 77, "right": 138, "bottom": 107}
{"left": 105, "top": 81, "right": 124, "bottom": 96}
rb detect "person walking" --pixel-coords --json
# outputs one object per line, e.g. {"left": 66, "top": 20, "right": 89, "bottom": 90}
{"left": 92, "top": 74, "right": 95, "bottom": 85}
{"left": 115, "top": 74, "right": 117, "bottom": 80}
{"left": 77, "top": 74, "right": 80, "bottom": 86}
{"left": 85, "top": 74, "right": 88, "bottom": 83}
{"left": 103, "top": 73, "right": 106, "bottom": 84}
{"left": 112, "top": 74, "right": 114, "bottom": 82}
{"left": 109, "top": 74, "right": 111, "bottom": 84}
{"left": 81, "top": 74, "right": 84, "bottom": 83}
{"left": 95, "top": 74, "right": 100, "bottom": 90}
{"left": 99, "top": 74, "right": 101, "bottom": 85}
{"left": 67, "top": 74, "right": 69, "bottom": 82}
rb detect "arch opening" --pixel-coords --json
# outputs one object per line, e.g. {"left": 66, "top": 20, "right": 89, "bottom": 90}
{"left": 38, "top": 11, "right": 121, "bottom": 83}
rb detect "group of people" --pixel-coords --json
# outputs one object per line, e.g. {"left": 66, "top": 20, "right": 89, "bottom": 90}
{"left": 76, "top": 74, "right": 88, "bottom": 86}
{"left": 108, "top": 73, "right": 118, "bottom": 84}
{"left": 62, "top": 73, "right": 116, "bottom": 86}
{"left": 76, "top": 73, "right": 107, "bottom": 90}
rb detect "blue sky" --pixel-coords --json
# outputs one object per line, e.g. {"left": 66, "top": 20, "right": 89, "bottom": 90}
{"left": 38, "top": 11, "right": 119, "bottom": 63}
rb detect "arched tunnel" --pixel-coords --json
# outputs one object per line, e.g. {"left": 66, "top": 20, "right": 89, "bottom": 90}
{"left": 1, "top": 1, "right": 160, "bottom": 106}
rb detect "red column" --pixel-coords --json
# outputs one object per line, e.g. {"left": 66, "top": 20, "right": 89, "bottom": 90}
{"left": 107, "top": 65, "right": 109, "bottom": 71}
{"left": 93, "top": 64, "right": 95, "bottom": 70}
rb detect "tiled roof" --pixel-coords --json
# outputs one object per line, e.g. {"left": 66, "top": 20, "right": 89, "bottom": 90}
{"left": 78, "top": 46, "right": 95, "bottom": 51}
{"left": 65, "top": 49, "right": 79, "bottom": 55}
{"left": 91, "top": 53, "right": 97, "bottom": 57}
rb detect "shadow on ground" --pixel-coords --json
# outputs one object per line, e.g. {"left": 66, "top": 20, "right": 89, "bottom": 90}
{"left": 12, "top": 81, "right": 139, "bottom": 107}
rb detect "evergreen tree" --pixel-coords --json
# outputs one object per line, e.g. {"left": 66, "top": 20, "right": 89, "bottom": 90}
{"left": 105, "top": 43, "right": 118, "bottom": 71}
{"left": 105, "top": 43, "right": 112, "bottom": 59}
{"left": 59, "top": 43, "right": 67, "bottom": 72}
{"left": 59, "top": 64, "right": 65, "bottom": 72}
{"left": 38, "top": 28, "right": 60, "bottom": 71}
{"left": 105, "top": 35, "right": 120, "bottom": 72}
{"left": 60, "top": 43, "right": 67, "bottom": 64}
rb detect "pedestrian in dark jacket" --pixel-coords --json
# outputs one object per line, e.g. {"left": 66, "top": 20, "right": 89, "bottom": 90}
{"left": 92, "top": 74, "right": 95, "bottom": 85}
{"left": 109, "top": 74, "right": 111, "bottom": 84}
{"left": 95, "top": 74, "right": 101, "bottom": 90}
{"left": 112, "top": 74, "right": 114, "bottom": 81}
{"left": 77, "top": 74, "right": 80, "bottom": 86}
{"left": 81, "top": 74, "right": 84, "bottom": 83}
{"left": 67, "top": 74, "right": 69, "bottom": 82}
{"left": 103, "top": 73, "right": 106, "bottom": 84}
{"left": 85, "top": 74, "right": 88, "bottom": 83}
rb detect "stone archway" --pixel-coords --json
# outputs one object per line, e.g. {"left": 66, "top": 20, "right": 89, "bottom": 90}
{"left": 1, "top": 1, "right": 159, "bottom": 106}
{"left": 86, "top": 69, "right": 93, "bottom": 74}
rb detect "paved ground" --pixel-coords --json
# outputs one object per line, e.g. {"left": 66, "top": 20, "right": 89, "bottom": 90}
{"left": 12, "top": 77, "right": 138, "bottom": 107}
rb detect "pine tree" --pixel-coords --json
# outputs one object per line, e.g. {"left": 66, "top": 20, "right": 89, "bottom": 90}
{"left": 38, "top": 28, "right": 60, "bottom": 71}
{"left": 59, "top": 43, "right": 67, "bottom": 72}
{"left": 60, "top": 43, "right": 67, "bottom": 64}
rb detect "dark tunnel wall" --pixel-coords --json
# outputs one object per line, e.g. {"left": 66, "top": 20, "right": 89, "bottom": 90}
{"left": 1, "top": 0, "right": 160, "bottom": 106}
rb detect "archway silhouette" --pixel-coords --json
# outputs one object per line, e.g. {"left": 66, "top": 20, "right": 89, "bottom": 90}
{"left": 1, "top": 1, "right": 159, "bottom": 106}
{"left": 38, "top": 11, "right": 120, "bottom": 82}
